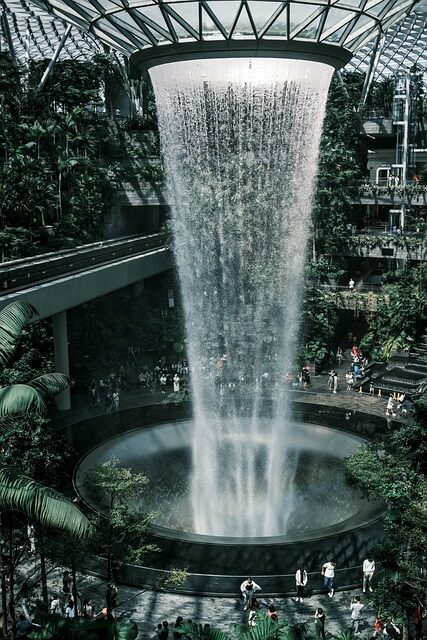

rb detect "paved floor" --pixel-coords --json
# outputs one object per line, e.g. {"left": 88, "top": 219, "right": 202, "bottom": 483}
{"left": 54, "top": 352, "right": 398, "bottom": 428}
{"left": 41, "top": 568, "right": 376, "bottom": 640}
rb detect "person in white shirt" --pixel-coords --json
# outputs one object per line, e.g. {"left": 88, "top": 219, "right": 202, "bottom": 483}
{"left": 240, "top": 577, "right": 261, "bottom": 611}
{"left": 50, "top": 595, "right": 63, "bottom": 616}
{"left": 363, "top": 558, "right": 375, "bottom": 592}
{"left": 295, "top": 568, "right": 308, "bottom": 603}
{"left": 65, "top": 599, "right": 76, "bottom": 618}
{"left": 321, "top": 560, "right": 336, "bottom": 597}
{"left": 350, "top": 596, "right": 365, "bottom": 634}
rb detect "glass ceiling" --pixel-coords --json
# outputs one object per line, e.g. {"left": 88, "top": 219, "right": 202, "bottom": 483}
{"left": 348, "top": 9, "right": 427, "bottom": 79}
{"left": 1, "top": 0, "right": 420, "bottom": 60}
{"left": 0, "top": 0, "right": 100, "bottom": 62}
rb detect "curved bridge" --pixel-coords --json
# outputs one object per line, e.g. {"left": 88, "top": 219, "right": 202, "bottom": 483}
{"left": 0, "top": 233, "right": 170, "bottom": 318}
{"left": 0, "top": 233, "right": 171, "bottom": 409}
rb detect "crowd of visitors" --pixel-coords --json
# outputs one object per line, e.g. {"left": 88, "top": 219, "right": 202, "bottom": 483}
{"left": 84, "top": 355, "right": 189, "bottom": 411}
{"left": 80, "top": 342, "right": 412, "bottom": 412}
{"left": 151, "top": 557, "right": 415, "bottom": 640}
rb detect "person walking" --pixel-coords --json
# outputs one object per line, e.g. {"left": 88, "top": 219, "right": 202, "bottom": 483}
{"left": 173, "top": 374, "right": 180, "bottom": 393}
{"left": 332, "top": 371, "right": 338, "bottom": 394}
{"left": 386, "top": 395, "right": 395, "bottom": 416}
{"left": 65, "top": 599, "right": 76, "bottom": 619}
{"left": 350, "top": 596, "right": 364, "bottom": 635}
{"left": 362, "top": 558, "right": 375, "bottom": 592}
{"left": 267, "top": 604, "right": 279, "bottom": 621}
{"left": 160, "top": 373, "right": 167, "bottom": 394}
{"left": 248, "top": 598, "right": 260, "bottom": 628}
{"left": 295, "top": 567, "right": 308, "bottom": 603}
{"left": 112, "top": 390, "right": 120, "bottom": 412}
{"left": 240, "top": 577, "right": 261, "bottom": 611}
{"left": 349, "top": 278, "right": 355, "bottom": 292}
{"left": 321, "top": 560, "right": 336, "bottom": 597}
{"left": 315, "top": 608, "right": 326, "bottom": 640}
{"left": 50, "top": 595, "right": 63, "bottom": 616}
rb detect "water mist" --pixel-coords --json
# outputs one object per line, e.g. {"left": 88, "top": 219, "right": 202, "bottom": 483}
{"left": 149, "top": 58, "right": 333, "bottom": 537}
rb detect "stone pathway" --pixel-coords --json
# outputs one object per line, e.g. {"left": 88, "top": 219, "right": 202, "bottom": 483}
{"left": 39, "top": 567, "right": 377, "bottom": 640}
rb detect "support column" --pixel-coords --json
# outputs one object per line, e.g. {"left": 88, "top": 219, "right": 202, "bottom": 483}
{"left": 52, "top": 311, "right": 71, "bottom": 411}
{"left": 37, "top": 25, "right": 72, "bottom": 91}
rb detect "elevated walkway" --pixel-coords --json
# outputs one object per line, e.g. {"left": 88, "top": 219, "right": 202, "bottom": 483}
{"left": 0, "top": 233, "right": 170, "bottom": 410}
{"left": 0, "top": 233, "right": 170, "bottom": 319}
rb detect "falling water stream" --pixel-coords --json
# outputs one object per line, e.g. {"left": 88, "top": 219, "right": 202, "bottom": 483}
{"left": 149, "top": 58, "right": 333, "bottom": 537}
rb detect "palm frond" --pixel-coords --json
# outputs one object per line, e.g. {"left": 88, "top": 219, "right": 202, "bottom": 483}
{"left": 114, "top": 619, "right": 139, "bottom": 640}
{"left": 204, "top": 628, "right": 231, "bottom": 640}
{"left": 0, "top": 383, "right": 47, "bottom": 417}
{"left": 0, "top": 302, "right": 38, "bottom": 368}
{"left": 0, "top": 467, "right": 92, "bottom": 539}
{"left": 232, "top": 614, "right": 284, "bottom": 640}
{"left": 175, "top": 622, "right": 202, "bottom": 639}
{"left": 29, "top": 373, "right": 69, "bottom": 400}
{"left": 28, "top": 617, "right": 68, "bottom": 639}
{"left": 284, "top": 622, "right": 317, "bottom": 640}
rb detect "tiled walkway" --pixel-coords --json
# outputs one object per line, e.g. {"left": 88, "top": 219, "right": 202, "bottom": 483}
{"left": 43, "top": 568, "right": 376, "bottom": 640}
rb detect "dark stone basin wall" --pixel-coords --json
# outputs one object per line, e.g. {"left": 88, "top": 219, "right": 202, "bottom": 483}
{"left": 65, "top": 402, "right": 387, "bottom": 595}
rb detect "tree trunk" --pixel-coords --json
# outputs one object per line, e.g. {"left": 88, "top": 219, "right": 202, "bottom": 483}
{"left": 58, "top": 171, "right": 62, "bottom": 221}
{"left": 71, "top": 562, "right": 78, "bottom": 617}
{"left": 39, "top": 540, "right": 49, "bottom": 608}
{"left": 8, "top": 518, "right": 16, "bottom": 631}
{"left": 402, "top": 606, "right": 409, "bottom": 640}
{"left": 0, "top": 554, "right": 8, "bottom": 636}
{"left": 0, "top": 512, "right": 8, "bottom": 635}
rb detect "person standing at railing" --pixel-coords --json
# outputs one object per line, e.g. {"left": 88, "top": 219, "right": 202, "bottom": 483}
{"left": 349, "top": 278, "right": 355, "bottom": 293}
{"left": 321, "top": 560, "right": 336, "bottom": 597}
{"left": 295, "top": 567, "right": 308, "bottom": 603}
{"left": 240, "top": 577, "right": 261, "bottom": 611}
{"left": 362, "top": 557, "right": 375, "bottom": 592}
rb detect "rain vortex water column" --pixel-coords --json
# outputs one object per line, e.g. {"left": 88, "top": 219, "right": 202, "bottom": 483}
{"left": 150, "top": 58, "right": 333, "bottom": 538}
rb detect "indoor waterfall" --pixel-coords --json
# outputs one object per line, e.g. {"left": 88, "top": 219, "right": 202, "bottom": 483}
{"left": 149, "top": 58, "right": 333, "bottom": 537}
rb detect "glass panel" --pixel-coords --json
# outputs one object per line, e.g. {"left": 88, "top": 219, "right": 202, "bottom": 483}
{"left": 296, "top": 13, "right": 322, "bottom": 38}
{"left": 322, "top": 7, "right": 354, "bottom": 34}
{"left": 168, "top": 14, "right": 198, "bottom": 39}
{"left": 247, "top": 1, "right": 282, "bottom": 35}
{"left": 94, "top": 0, "right": 122, "bottom": 12}
{"left": 263, "top": 5, "right": 287, "bottom": 35}
{"left": 201, "top": 7, "right": 224, "bottom": 37}
{"left": 206, "top": 1, "right": 241, "bottom": 34}
{"left": 289, "top": 3, "right": 319, "bottom": 35}
{"left": 138, "top": 4, "right": 172, "bottom": 34}
{"left": 168, "top": 1, "right": 200, "bottom": 33}
{"left": 331, "top": 0, "right": 364, "bottom": 7}
{"left": 93, "top": 22, "right": 138, "bottom": 48}
{"left": 110, "top": 12, "right": 147, "bottom": 38}
{"left": 365, "top": 0, "right": 392, "bottom": 17}
{"left": 321, "top": 20, "right": 352, "bottom": 42}
{"left": 344, "top": 22, "right": 379, "bottom": 49}
{"left": 231, "top": 4, "right": 255, "bottom": 37}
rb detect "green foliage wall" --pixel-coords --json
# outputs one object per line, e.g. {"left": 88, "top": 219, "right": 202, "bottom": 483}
{"left": 0, "top": 53, "right": 123, "bottom": 259}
